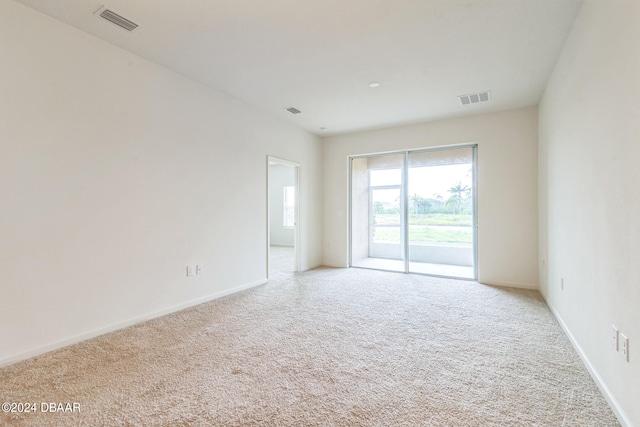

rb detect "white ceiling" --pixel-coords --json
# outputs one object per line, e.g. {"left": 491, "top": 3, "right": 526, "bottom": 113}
{"left": 14, "top": 0, "right": 583, "bottom": 136}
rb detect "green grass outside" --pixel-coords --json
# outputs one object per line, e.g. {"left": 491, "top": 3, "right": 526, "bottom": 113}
{"left": 375, "top": 213, "right": 472, "bottom": 226}
{"left": 374, "top": 226, "right": 472, "bottom": 244}
{"left": 372, "top": 213, "right": 473, "bottom": 243}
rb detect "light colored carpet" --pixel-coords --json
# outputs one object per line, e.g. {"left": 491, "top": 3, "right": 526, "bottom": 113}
{"left": 269, "top": 245, "right": 295, "bottom": 276}
{"left": 1, "top": 265, "right": 619, "bottom": 426}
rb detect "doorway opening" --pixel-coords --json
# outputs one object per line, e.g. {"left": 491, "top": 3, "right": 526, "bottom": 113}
{"left": 267, "top": 157, "right": 300, "bottom": 278}
{"left": 349, "top": 145, "right": 477, "bottom": 279}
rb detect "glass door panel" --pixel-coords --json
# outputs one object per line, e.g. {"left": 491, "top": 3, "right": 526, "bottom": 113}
{"left": 407, "top": 148, "right": 475, "bottom": 278}
{"left": 350, "top": 154, "right": 404, "bottom": 272}
{"left": 370, "top": 187, "right": 402, "bottom": 261}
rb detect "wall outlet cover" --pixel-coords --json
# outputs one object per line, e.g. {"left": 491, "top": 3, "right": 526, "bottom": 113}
{"left": 620, "top": 333, "right": 629, "bottom": 362}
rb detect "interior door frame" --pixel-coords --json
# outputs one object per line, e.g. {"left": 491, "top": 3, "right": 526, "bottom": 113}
{"left": 266, "top": 156, "right": 300, "bottom": 279}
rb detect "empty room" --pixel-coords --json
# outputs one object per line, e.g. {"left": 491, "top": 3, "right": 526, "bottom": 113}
{"left": 1, "top": 0, "right": 638, "bottom": 426}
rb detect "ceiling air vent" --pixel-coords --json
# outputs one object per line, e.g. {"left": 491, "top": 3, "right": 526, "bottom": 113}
{"left": 458, "top": 91, "right": 491, "bottom": 106}
{"left": 286, "top": 107, "right": 302, "bottom": 115}
{"left": 96, "top": 7, "right": 138, "bottom": 31}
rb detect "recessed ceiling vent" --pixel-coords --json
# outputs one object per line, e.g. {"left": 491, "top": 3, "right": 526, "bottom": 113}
{"left": 96, "top": 7, "right": 138, "bottom": 31}
{"left": 458, "top": 91, "right": 491, "bottom": 106}
{"left": 286, "top": 107, "right": 302, "bottom": 115}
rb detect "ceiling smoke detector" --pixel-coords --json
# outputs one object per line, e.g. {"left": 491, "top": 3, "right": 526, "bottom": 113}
{"left": 286, "top": 107, "right": 302, "bottom": 115}
{"left": 96, "top": 7, "right": 139, "bottom": 31}
{"left": 458, "top": 91, "right": 491, "bottom": 106}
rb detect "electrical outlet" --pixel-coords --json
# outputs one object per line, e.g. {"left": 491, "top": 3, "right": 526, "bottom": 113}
{"left": 186, "top": 265, "right": 194, "bottom": 277}
{"left": 612, "top": 325, "right": 619, "bottom": 351}
{"left": 196, "top": 264, "right": 203, "bottom": 275}
{"left": 620, "top": 333, "right": 629, "bottom": 362}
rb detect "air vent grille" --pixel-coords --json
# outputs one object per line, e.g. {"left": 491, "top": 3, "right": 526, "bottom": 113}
{"left": 286, "top": 107, "right": 302, "bottom": 115}
{"left": 458, "top": 91, "right": 491, "bottom": 106}
{"left": 98, "top": 8, "right": 138, "bottom": 31}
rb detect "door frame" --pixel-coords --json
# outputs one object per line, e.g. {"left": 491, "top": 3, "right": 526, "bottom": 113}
{"left": 266, "top": 156, "right": 300, "bottom": 279}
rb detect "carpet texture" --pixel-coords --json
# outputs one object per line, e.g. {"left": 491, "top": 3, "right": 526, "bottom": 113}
{"left": 1, "top": 261, "right": 619, "bottom": 426}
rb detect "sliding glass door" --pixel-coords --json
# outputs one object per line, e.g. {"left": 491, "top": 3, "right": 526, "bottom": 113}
{"left": 350, "top": 146, "right": 477, "bottom": 279}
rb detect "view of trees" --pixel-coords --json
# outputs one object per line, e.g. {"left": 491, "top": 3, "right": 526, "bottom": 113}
{"left": 371, "top": 181, "right": 474, "bottom": 243}
{"left": 373, "top": 181, "right": 472, "bottom": 216}
{"left": 444, "top": 182, "right": 471, "bottom": 215}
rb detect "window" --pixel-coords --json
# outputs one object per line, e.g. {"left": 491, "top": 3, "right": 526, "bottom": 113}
{"left": 283, "top": 186, "right": 295, "bottom": 227}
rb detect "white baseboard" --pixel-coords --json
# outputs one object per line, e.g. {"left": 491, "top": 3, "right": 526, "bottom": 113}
{"left": 479, "top": 280, "right": 539, "bottom": 290}
{"left": 543, "top": 298, "right": 632, "bottom": 427}
{"left": 0, "top": 278, "right": 268, "bottom": 368}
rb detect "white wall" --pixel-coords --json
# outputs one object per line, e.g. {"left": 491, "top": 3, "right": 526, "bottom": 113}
{"left": 0, "top": 1, "right": 323, "bottom": 365}
{"left": 538, "top": 1, "right": 640, "bottom": 425}
{"left": 268, "top": 164, "right": 295, "bottom": 246}
{"left": 323, "top": 107, "right": 539, "bottom": 288}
